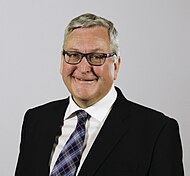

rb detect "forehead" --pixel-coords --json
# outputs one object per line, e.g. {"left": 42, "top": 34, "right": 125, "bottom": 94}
{"left": 64, "top": 26, "right": 111, "bottom": 52}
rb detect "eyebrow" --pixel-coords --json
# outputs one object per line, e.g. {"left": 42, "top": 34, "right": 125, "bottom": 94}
{"left": 65, "top": 48, "right": 107, "bottom": 53}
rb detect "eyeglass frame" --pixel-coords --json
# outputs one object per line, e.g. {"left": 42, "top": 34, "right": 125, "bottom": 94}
{"left": 62, "top": 50, "right": 117, "bottom": 66}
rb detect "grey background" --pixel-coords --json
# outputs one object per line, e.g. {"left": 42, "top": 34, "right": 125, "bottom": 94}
{"left": 1, "top": 0, "right": 189, "bottom": 175}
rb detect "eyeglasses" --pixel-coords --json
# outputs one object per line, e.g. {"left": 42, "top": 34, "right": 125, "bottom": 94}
{"left": 62, "top": 50, "right": 117, "bottom": 66}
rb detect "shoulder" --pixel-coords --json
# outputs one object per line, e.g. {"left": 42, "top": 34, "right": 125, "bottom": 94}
{"left": 22, "top": 98, "right": 69, "bottom": 125}
{"left": 28, "top": 98, "right": 69, "bottom": 113}
{"left": 115, "top": 86, "right": 178, "bottom": 127}
{"left": 114, "top": 87, "right": 181, "bottom": 145}
{"left": 127, "top": 100, "right": 178, "bottom": 129}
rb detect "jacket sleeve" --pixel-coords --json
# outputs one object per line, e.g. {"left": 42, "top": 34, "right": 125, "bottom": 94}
{"left": 149, "top": 118, "right": 184, "bottom": 176}
{"left": 15, "top": 109, "right": 33, "bottom": 175}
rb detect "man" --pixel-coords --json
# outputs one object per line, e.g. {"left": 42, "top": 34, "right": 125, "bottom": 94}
{"left": 15, "top": 13, "right": 184, "bottom": 176}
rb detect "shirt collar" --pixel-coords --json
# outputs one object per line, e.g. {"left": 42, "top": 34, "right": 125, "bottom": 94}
{"left": 65, "top": 85, "right": 117, "bottom": 122}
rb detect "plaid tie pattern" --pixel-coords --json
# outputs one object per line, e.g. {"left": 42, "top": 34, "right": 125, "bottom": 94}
{"left": 50, "top": 110, "right": 89, "bottom": 176}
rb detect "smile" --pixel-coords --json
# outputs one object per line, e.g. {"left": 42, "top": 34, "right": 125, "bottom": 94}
{"left": 73, "top": 76, "right": 97, "bottom": 83}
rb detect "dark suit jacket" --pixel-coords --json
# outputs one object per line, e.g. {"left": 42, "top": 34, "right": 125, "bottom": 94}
{"left": 15, "top": 87, "right": 184, "bottom": 176}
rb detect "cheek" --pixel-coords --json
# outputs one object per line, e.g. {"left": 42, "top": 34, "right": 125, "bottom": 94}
{"left": 93, "top": 64, "right": 114, "bottom": 81}
{"left": 105, "top": 64, "right": 115, "bottom": 79}
{"left": 110, "top": 64, "right": 115, "bottom": 78}
{"left": 61, "top": 62, "right": 75, "bottom": 77}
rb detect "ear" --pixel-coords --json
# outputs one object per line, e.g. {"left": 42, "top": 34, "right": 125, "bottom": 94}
{"left": 114, "top": 57, "right": 121, "bottom": 80}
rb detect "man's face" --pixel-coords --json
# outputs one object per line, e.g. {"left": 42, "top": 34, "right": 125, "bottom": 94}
{"left": 61, "top": 26, "right": 120, "bottom": 108}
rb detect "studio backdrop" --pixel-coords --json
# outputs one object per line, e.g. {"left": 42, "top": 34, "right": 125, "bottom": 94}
{"left": 0, "top": 0, "right": 189, "bottom": 175}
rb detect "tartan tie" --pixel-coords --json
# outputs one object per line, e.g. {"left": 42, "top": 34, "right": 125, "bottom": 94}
{"left": 50, "top": 110, "right": 89, "bottom": 176}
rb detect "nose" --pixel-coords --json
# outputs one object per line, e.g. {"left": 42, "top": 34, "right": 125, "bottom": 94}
{"left": 77, "top": 56, "right": 92, "bottom": 73}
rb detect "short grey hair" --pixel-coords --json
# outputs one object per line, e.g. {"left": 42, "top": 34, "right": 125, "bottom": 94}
{"left": 63, "top": 13, "right": 120, "bottom": 56}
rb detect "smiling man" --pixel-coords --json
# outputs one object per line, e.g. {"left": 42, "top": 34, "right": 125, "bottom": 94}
{"left": 15, "top": 13, "right": 184, "bottom": 176}
{"left": 61, "top": 26, "right": 120, "bottom": 108}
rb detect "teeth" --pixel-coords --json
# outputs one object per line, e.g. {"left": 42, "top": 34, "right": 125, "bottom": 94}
{"left": 76, "top": 78, "right": 92, "bottom": 81}
{"left": 73, "top": 76, "right": 96, "bottom": 82}
{"left": 77, "top": 78, "right": 84, "bottom": 81}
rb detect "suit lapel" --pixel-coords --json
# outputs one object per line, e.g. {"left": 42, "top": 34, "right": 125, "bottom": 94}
{"left": 35, "top": 98, "right": 69, "bottom": 175}
{"left": 79, "top": 88, "right": 131, "bottom": 176}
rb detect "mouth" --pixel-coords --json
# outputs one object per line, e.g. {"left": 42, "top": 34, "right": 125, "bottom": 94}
{"left": 73, "top": 76, "right": 97, "bottom": 83}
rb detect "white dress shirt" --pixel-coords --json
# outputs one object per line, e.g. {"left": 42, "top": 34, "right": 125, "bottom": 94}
{"left": 49, "top": 85, "right": 117, "bottom": 175}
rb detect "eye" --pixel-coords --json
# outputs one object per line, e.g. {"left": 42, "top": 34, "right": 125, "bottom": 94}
{"left": 67, "top": 52, "right": 80, "bottom": 58}
{"left": 92, "top": 54, "right": 105, "bottom": 59}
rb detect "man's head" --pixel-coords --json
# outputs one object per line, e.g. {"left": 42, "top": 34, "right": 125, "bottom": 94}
{"left": 60, "top": 13, "right": 120, "bottom": 108}
{"left": 63, "top": 13, "right": 120, "bottom": 56}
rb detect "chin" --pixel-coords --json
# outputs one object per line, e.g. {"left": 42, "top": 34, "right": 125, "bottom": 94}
{"left": 74, "top": 90, "right": 97, "bottom": 100}
{"left": 75, "top": 92, "right": 94, "bottom": 101}
{"left": 73, "top": 84, "right": 97, "bottom": 95}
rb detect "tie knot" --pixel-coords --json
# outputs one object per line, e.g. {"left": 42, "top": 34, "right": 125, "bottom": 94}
{"left": 76, "top": 110, "right": 89, "bottom": 123}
